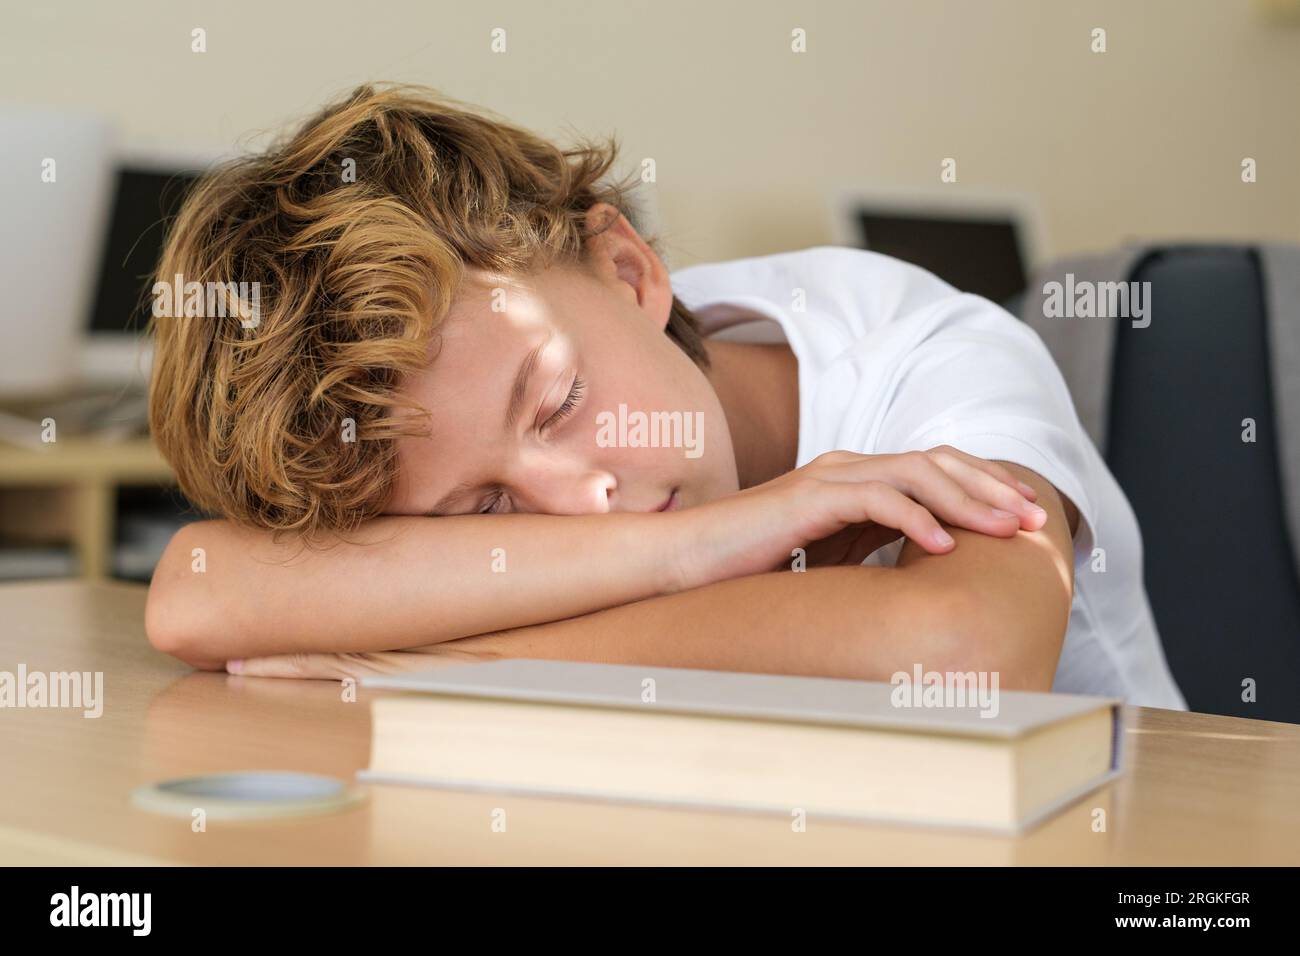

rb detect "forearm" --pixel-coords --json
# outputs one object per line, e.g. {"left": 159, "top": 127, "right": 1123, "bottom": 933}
{"left": 457, "top": 468, "right": 1074, "bottom": 691}
{"left": 147, "top": 511, "right": 682, "bottom": 666}
{"left": 226, "top": 459, "right": 1074, "bottom": 685}
{"left": 442, "top": 468, "right": 1074, "bottom": 684}
{"left": 455, "top": 564, "right": 995, "bottom": 683}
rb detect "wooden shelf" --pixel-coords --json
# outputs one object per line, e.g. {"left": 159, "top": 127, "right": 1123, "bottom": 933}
{"left": 0, "top": 438, "right": 175, "bottom": 579}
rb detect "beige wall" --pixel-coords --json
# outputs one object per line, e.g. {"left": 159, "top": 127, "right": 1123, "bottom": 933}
{"left": 5, "top": 0, "right": 1298, "bottom": 268}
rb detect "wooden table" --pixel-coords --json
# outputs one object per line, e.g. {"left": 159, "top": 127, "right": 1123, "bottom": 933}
{"left": 1, "top": 580, "right": 1297, "bottom": 865}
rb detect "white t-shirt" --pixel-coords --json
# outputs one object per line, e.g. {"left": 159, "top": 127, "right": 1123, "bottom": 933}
{"left": 671, "top": 245, "right": 1187, "bottom": 710}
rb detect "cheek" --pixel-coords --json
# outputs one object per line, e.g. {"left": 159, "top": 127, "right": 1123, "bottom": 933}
{"left": 384, "top": 440, "right": 426, "bottom": 514}
{"left": 576, "top": 324, "right": 736, "bottom": 489}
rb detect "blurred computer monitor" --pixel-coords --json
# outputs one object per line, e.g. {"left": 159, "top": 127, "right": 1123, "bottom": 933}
{"left": 82, "top": 151, "right": 210, "bottom": 386}
{"left": 0, "top": 108, "right": 114, "bottom": 397}
{"left": 829, "top": 186, "right": 1047, "bottom": 306}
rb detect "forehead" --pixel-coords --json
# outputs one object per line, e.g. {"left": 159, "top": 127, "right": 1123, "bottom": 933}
{"left": 419, "top": 270, "right": 549, "bottom": 370}
{"left": 421, "top": 259, "right": 601, "bottom": 384}
{"left": 401, "top": 278, "right": 548, "bottom": 419}
{"left": 460, "top": 259, "right": 588, "bottom": 329}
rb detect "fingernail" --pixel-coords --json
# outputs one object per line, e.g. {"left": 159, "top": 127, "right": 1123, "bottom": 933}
{"left": 991, "top": 508, "right": 1017, "bottom": 519}
{"left": 933, "top": 529, "right": 954, "bottom": 547}
{"left": 226, "top": 659, "right": 244, "bottom": 674}
{"left": 1017, "top": 482, "right": 1037, "bottom": 498}
{"left": 1027, "top": 504, "right": 1046, "bottom": 517}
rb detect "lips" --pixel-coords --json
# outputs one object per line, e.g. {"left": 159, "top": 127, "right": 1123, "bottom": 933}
{"left": 656, "top": 489, "right": 680, "bottom": 512}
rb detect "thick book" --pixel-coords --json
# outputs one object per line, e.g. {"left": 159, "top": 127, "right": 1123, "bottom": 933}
{"left": 360, "top": 659, "right": 1123, "bottom": 833}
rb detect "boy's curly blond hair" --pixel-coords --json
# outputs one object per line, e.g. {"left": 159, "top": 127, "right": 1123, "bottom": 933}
{"left": 148, "top": 83, "right": 706, "bottom": 538}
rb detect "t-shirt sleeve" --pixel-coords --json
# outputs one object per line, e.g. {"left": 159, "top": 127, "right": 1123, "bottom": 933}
{"left": 854, "top": 292, "right": 1099, "bottom": 565}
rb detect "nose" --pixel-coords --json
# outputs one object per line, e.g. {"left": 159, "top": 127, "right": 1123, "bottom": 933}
{"left": 509, "top": 455, "right": 616, "bottom": 515}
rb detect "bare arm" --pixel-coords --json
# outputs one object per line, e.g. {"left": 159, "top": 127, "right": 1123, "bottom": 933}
{"left": 463, "top": 463, "right": 1075, "bottom": 688}
{"left": 146, "top": 448, "right": 1042, "bottom": 669}
{"left": 146, "top": 512, "right": 682, "bottom": 671}
{"left": 240, "top": 463, "right": 1077, "bottom": 689}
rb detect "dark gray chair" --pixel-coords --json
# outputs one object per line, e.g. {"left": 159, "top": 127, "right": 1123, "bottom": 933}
{"left": 1104, "top": 246, "right": 1300, "bottom": 723}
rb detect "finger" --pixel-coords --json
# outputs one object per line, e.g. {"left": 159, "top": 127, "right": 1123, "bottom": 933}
{"left": 900, "top": 456, "right": 1026, "bottom": 534}
{"left": 931, "top": 446, "right": 1038, "bottom": 500}
{"left": 810, "top": 447, "right": 1037, "bottom": 501}
{"left": 844, "top": 481, "right": 955, "bottom": 553}
{"left": 926, "top": 451, "right": 1048, "bottom": 531}
{"left": 228, "top": 653, "right": 350, "bottom": 680}
{"left": 841, "top": 454, "right": 1023, "bottom": 537}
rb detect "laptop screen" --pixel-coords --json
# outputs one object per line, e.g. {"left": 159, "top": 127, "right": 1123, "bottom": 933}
{"left": 854, "top": 210, "right": 1028, "bottom": 306}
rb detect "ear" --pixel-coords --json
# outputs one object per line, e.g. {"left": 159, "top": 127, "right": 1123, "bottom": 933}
{"left": 582, "top": 202, "right": 674, "bottom": 331}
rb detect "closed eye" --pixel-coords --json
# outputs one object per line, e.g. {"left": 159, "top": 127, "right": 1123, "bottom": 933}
{"left": 541, "top": 375, "right": 585, "bottom": 432}
{"left": 471, "top": 375, "right": 585, "bottom": 515}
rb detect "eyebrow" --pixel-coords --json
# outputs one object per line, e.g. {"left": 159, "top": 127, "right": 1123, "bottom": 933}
{"left": 425, "top": 334, "right": 552, "bottom": 516}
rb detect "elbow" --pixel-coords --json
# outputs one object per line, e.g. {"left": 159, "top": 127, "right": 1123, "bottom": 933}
{"left": 144, "top": 579, "right": 194, "bottom": 662}
{"left": 145, "top": 524, "right": 225, "bottom": 670}
{"left": 924, "top": 585, "right": 1068, "bottom": 694}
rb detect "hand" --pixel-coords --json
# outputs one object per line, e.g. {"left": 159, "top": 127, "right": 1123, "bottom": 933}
{"left": 670, "top": 446, "right": 1046, "bottom": 589}
{"left": 227, "top": 635, "right": 497, "bottom": 680}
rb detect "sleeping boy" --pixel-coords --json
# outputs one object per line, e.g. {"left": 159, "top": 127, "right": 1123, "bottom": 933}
{"left": 145, "top": 84, "right": 1185, "bottom": 709}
